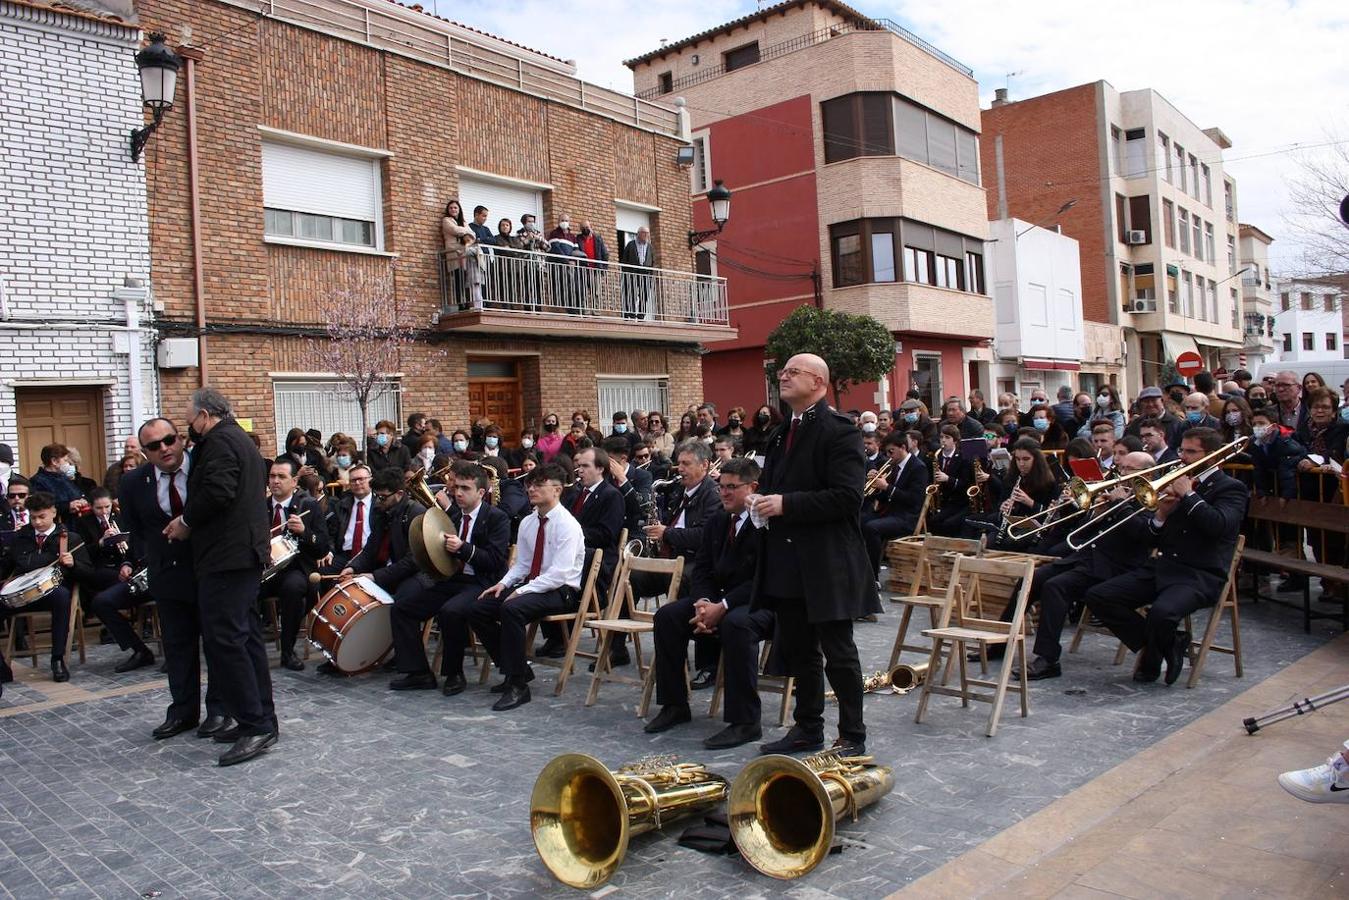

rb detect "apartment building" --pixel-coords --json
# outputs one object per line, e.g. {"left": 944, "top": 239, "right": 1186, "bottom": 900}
{"left": 134, "top": 0, "right": 730, "bottom": 452}
{"left": 982, "top": 81, "right": 1243, "bottom": 392}
{"left": 626, "top": 0, "right": 991, "bottom": 415}
{"left": 1272, "top": 278, "right": 1344, "bottom": 363}
{"left": 1236, "top": 224, "right": 1276, "bottom": 371}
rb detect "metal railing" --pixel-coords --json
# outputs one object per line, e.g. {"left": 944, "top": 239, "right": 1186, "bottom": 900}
{"left": 636, "top": 17, "right": 972, "bottom": 99}
{"left": 436, "top": 248, "right": 729, "bottom": 327}
{"left": 225, "top": 0, "right": 681, "bottom": 136}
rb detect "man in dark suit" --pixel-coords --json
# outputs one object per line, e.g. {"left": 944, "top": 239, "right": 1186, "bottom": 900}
{"left": 863, "top": 432, "right": 929, "bottom": 577}
{"left": 1124, "top": 386, "right": 1188, "bottom": 447}
{"left": 750, "top": 353, "right": 874, "bottom": 756}
{"left": 620, "top": 225, "right": 659, "bottom": 319}
{"left": 118, "top": 417, "right": 232, "bottom": 739}
{"left": 1138, "top": 416, "right": 1180, "bottom": 466}
{"left": 323, "top": 463, "right": 373, "bottom": 573}
{"left": 926, "top": 426, "right": 974, "bottom": 537}
{"left": 1, "top": 476, "right": 31, "bottom": 580}
{"left": 601, "top": 435, "right": 653, "bottom": 545}
{"left": 389, "top": 463, "right": 510, "bottom": 693}
{"left": 645, "top": 457, "right": 771, "bottom": 748}
{"left": 1086, "top": 428, "right": 1249, "bottom": 685}
{"left": 166, "top": 388, "right": 276, "bottom": 767}
{"left": 340, "top": 467, "right": 429, "bottom": 601}
{"left": 263, "top": 457, "right": 329, "bottom": 671}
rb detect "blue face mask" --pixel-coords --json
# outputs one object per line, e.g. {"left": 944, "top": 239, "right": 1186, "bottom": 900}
{"left": 1005, "top": 422, "right": 1018, "bottom": 434}
{"left": 485, "top": 436, "right": 499, "bottom": 449}
{"left": 453, "top": 440, "right": 468, "bottom": 453}
{"left": 375, "top": 433, "right": 389, "bottom": 447}
{"left": 1339, "top": 408, "right": 1349, "bottom": 424}
{"left": 903, "top": 412, "right": 919, "bottom": 424}
{"left": 1185, "top": 410, "right": 1204, "bottom": 423}
{"left": 1032, "top": 419, "right": 1050, "bottom": 432}
{"left": 335, "top": 454, "right": 352, "bottom": 468}
{"left": 614, "top": 424, "right": 628, "bottom": 434}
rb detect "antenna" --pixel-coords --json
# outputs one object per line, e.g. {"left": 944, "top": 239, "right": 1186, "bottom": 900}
{"left": 1005, "top": 70, "right": 1023, "bottom": 90}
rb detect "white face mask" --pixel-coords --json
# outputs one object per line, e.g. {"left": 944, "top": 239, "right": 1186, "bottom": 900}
{"left": 1252, "top": 424, "right": 1271, "bottom": 440}
{"left": 1096, "top": 395, "right": 1110, "bottom": 407}
{"left": 861, "top": 422, "right": 877, "bottom": 433}
{"left": 420, "top": 448, "right": 435, "bottom": 460}
{"left": 521, "top": 438, "right": 534, "bottom": 449}
{"left": 60, "top": 462, "right": 77, "bottom": 479}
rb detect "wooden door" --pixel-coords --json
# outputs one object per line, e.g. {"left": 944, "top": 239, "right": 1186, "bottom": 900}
{"left": 468, "top": 379, "right": 522, "bottom": 443}
{"left": 15, "top": 388, "right": 107, "bottom": 479}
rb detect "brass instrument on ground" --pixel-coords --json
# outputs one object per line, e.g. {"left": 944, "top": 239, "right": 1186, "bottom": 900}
{"left": 625, "top": 476, "right": 680, "bottom": 557}
{"left": 531, "top": 753, "right": 730, "bottom": 888}
{"left": 728, "top": 749, "right": 895, "bottom": 880}
{"left": 828, "top": 661, "right": 930, "bottom": 699}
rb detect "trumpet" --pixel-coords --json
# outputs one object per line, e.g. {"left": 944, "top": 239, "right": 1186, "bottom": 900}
{"left": 864, "top": 459, "right": 893, "bottom": 496}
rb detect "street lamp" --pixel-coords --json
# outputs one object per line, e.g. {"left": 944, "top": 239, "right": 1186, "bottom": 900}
{"left": 129, "top": 33, "right": 182, "bottom": 162}
{"left": 688, "top": 180, "right": 731, "bottom": 248}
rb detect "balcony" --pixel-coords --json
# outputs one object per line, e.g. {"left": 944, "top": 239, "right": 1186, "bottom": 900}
{"left": 436, "top": 249, "right": 736, "bottom": 343}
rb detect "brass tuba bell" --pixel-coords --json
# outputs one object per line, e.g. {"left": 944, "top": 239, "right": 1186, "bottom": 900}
{"left": 530, "top": 753, "right": 729, "bottom": 889}
{"left": 728, "top": 749, "right": 894, "bottom": 880}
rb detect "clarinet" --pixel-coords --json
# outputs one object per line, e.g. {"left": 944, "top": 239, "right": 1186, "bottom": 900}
{"left": 994, "top": 475, "right": 1022, "bottom": 546}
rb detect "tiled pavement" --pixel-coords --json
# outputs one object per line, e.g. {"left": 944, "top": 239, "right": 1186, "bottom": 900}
{"left": 0, "top": 587, "right": 1343, "bottom": 899}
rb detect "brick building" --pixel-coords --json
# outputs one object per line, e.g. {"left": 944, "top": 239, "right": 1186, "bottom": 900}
{"left": 135, "top": 0, "right": 731, "bottom": 454}
{"left": 0, "top": 0, "right": 155, "bottom": 477}
{"left": 626, "top": 0, "right": 992, "bottom": 416}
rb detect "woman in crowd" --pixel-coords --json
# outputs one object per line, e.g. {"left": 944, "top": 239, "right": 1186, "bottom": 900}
{"left": 446, "top": 429, "right": 475, "bottom": 461}
{"left": 1027, "top": 404, "right": 1070, "bottom": 451}
{"left": 537, "top": 412, "right": 564, "bottom": 461}
{"left": 329, "top": 437, "right": 361, "bottom": 486}
{"left": 644, "top": 411, "right": 675, "bottom": 458}
{"left": 743, "top": 404, "right": 779, "bottom": 457}
{"left": 717, "top": 406, "right": 747, "bottom": 445}
{"left": 1079, "top": 384, "right": 1125, "bottom": 438}
{"left": 503, "top": 428, "right": 536, "bottom": 469}
{"left": 283, "top": 427, "right": 331, "bottom": 479}
{"left": 1221, "top": 396, "right": 1255, "bottom": 444}
{"left": 441, "top": 198, "right": 475, "bottom": 309}
{"left": 1302, "top": 371, "right": 1327, "bottom": 395}
{"left": 1246, "top": 383, "right": 1269, "bottom": 411}
{"left": 673, "top": 411, "right": 696, "bottom": 445}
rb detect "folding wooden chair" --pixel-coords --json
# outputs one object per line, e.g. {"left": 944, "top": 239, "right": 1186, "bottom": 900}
{"left": 1186, "top": 535, "right": 1245, "bottom": 688}
{"left": 3, "top": 585, "right": 82, "bottom": 667}
{"left": 914, "top": 555, "right": 1036, "bottom": 737}
{"left": 585, "top": 553, "right": 683, "bottom": 713}
{"left": 525, "top": 550, "right": 606, "bottom": 696}
{"left": 887, "top": 535, "right": 983, "bottom": 671}
{"left": 707, "top": 640, "right": 795, "bottom": 727}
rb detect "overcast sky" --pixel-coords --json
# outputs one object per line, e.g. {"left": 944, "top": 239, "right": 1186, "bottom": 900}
{"left": 427, "top": 0, "right": 1346, "bottom": 275}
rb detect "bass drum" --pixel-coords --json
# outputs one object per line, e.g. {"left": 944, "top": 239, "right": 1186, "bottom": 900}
{"left": 308, "top": 576, "right": 394, "bottom": 674}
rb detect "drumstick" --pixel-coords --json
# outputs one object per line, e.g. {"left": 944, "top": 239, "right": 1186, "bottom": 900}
{"left": 309, "top": 572, "right": 347, "bottom": 585}
{"left": 270, "top": 508, "right": 311, "bottom": 536}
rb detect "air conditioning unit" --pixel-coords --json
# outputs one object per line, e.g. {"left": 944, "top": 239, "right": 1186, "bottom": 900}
{"left": 1126, "top": 230, "right": 1148, "bottom": 245}
{"left": 1132, "top": 299, "right": 1157, "bottom": 313}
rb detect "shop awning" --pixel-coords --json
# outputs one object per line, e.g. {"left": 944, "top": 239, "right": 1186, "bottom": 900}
{"left": 1021, "top": 358, "right": 1080, "bottom": 372}
{"left": 1160, "top": 332, "right": 1200, "bottom": 362}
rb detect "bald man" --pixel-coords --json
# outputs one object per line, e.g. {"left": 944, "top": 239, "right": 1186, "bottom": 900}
{"left": 749, "top": 353, "right": 876, "bottom": 755}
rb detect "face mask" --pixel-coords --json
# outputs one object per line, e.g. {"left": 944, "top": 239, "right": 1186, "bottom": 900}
{"left": 375, "top": 433, "right": 390, "bottom": 447}
{"left": 1339, "top": 408, "right": 1349, "bottom": 424}
{"left": 559, "top": 221, "right": 570, "bottom": 231}
{"left": 903, "top": 412, "right": 919, "bottom": 424}
{"left": 1004, "top": 422, "right": 1018, "bottom": 434}
{"left": 60, "top": 462, "right": 77, "bottom": 479}
{"left": 729, "top": 418, "right": 741, "bottom": 428}
{"left": 614, "top": 424, "right": 628, "bottom": 434}
{"left": 1097, "top": 395, "right": 1110, "bottom": 407}
{"left": 1249, "top": 396, "right": 1266, "bottom": 409}
{"left": 580, "top": 227, "right": 591, "bottom": 236}
{"left": 485, "top": 437, "right": 499, "bottom": 449}
{"left": 335, "top": 454, "right": 352, "bottom": 468}
{"left": 756, "top": 413, "right": 770, "bottom": 425}
{"left": 1032, "top": 419, "right": 1050, "bottom": 432}
{"left": 187, "top": 418, "right": 204, "bottom": 443}
{"left": 421, "top": 448, "right": 435, "bottom": 460}
{"left": 1224, "top": 412, "right": 1243, "bottom": 426}
{"left": 544, "top": 422, "right": 558, "bottom": 432}
{"left": 521, "top": 438, "right": 534, "bottom": 449}
{"left": 1170, "top": 391, "right": 1186, "bottom": 404}
{"left": 453, "top": 440, "right": 468, "bottom": 453}
{"left": 1252, "top": 424, "right": 1271, "bottom": 440}
{"left": 1185, "top": 411, "right": 1204, "bottom": 423}
{"left": 861, "top": 422, "right": 877, "bottom": 433}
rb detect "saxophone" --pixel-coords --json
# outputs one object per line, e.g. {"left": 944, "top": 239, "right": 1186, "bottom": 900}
{"left": 625, "top": 476, "right": 680, "bottom": 556}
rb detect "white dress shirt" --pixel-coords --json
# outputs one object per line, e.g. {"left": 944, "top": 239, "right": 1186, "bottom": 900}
{"left": 457, "top": 501, "right": 481, "bottom": 577}
{"left": 497, "top": 504, "right": 584, "bottom": 594}
{"left": 343, "top": 495, "right": 373, "bottom": 554}
{"left": 156, "top": 457, "right": 190, "bottom": 518}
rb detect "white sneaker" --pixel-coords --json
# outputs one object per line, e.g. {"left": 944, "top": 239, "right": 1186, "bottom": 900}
{"left": 1278, "top": 747, "right": 1349, "bottom": 804}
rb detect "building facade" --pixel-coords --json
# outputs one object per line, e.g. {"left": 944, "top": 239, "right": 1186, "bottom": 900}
{"left": 1236, "top": 224, "right": 1276, "bottom": 372}
{"left": 1271, "top": 278, "right": 1344, "bottom": 363}
{"left": 626, "top": 0, "right": 992, "bottom": 416}
{"left": 0, "top": 0, "right": 155, "bottom": 478}
{"left": 982, "top": 81, "right": 1243, "bottom": 393}
{"left": 134, "top": 0, "right": 729, "bottom": 454}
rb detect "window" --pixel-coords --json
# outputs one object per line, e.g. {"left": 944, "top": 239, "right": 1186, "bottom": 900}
{"left": 1162, "top": 199, "right": 1175, "bottom": 248}
{"left": 657, "top": 71, "right": 673, "bottom": 94}
{"left": 598, "top": 377, "right": 669, "bottom": 428}
{"left": 1175, "top": 144, "right": 1187, "bottom": 192}
{"left": 1167, "top": 270, "right": 1179, "bottom": 313}
{"left": 1282, "top": 333, "right": 1293, "bottom": 352}
{"left": 1195, "top": 277, "right": 1207, "bottom": 321}
{"left": 1182, "top": 271, "right": 1193, "bottom": 317}
{"left": 893, "top": 97, "right": 927, "bottom": 161}
{"left": 1201, "top": 163, "right": 1212, "bottom": 207}
{"left": 273, "top": 378, "right": 400, "bottom": 452}
{"left": 935, "top": 254, "right": 962, "bottom": 289}
{"left": 956, "top": 130, "right": 979, "bottom": 183}
{"left": 834, "top": 233, "right": 864, "bottom": 287}
{"left": 904, "top": 246, "right": 931, "bottom": 284}
{"left": 723, "top": 42, "right": 760, "bottom": 71}
{"left": 1329, "top": 333, "right": 1339, "bottom": 352}
{"left": 690, "top": 134, "right": 710, "bottom": 193}
{"left": 965, "top": 251, "right": 985, "bottom": 295}
{"left": 1178, "top": 208, "right": 1190, "bottom": 254}
{"left": 1128, "top": 195, "right": 1152, "bottom": 243}
{"left": 1224, "top": 180, "right": 1235, "bottom": 221}
{"left": 1192, "top": 216, "right": 1203, "bottom": 262}
{"left": 1189, "top": 154, "right": 1200, "bottom": 199}
{"left": 1110, "top": 126, "right": 1123, "bottom": 175}
{"left": 832, "top": 217, "right": 983, "bottom": 292}
{"left": 818, "top": 92, "right": 981, "bottom": 182}
{"left": 457, "top": 174, "right": 544, "bottom": 234}
{"left": 1157, "top": 132, "right": 1171, "bottom": 182}
{"left": 1302, "top": 292, "right": 1314, "bottom": 311}
{"left": 1325, "top": 293, "right": 1337, "bottom": 312}
{"left": 1208, "top": 279, "right": 1218, "bottom": 323}
{"left": 1205, "top": 222, "right": 1215, "bottom": 266}
{"left": 1134, "top": 264, "right": 1156, "bottom": 302}
{"left": 871, "top": 233, "right": 896, "bottom": 282}
{"left": 821, "top": 93, "right": 891, "bottom": 162}
{"left": 1123, "top": 128, "right": 1147, "bottom": 177}
{"left": 913, "top": 355, "right": 943, "bottom": 418}
{"left": 1280, "top": 292, "right": 1289, "bottom": 311}
{"left": 262, "top": 138, "right": 383, "bottom": 250}
{"left": 1304, "top": 333, "right": 1315, "bottom": 351}
{"left": 1227, "top": 235, "right": 1236, "bottom": 274}
{"left": 1231, "top": 288, "right": 1239, "bottom": 328}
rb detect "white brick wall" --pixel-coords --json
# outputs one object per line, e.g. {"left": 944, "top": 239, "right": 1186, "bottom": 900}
{"left": 0, "top": 2, "right": 154, "bottom": 462}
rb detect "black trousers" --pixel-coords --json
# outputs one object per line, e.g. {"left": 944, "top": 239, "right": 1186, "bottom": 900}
{"left": 621, "top": 566, "right": 715, "bottom": 666}
{"left": 269, "top": 567, "right": 316, "bottom": 657}
{"left": 768, "top": 596, "right": 864, "bottom": 742}
{"left": 653, "top": 596, "right": 774, "bottom": 723}
{"left": 91, "top": 581, "right": 151, "bottom": 653}
{"left": 0, "top": 585, "right": 72, "bottom": 666}
{"left": 864, "top": 514, "right": 914, "bottom": 575}
{"left": 199, "top": 567, "right": 276, "bottom": 736}
{"left": 390, "top": 574, "right": 485, "bottom": 675}
{"left": 1085, "top": 567, "right": 1221, "bottom": 671}
{"left": 153, "top": 575, "right": 225, "bottom": 722}
{"left": 929, "top": 505, "right": 968, "bottom": 538}
{"left": 999, "top": 564, "right": 1093, "bottom": 664}
{"left": 471, "top": 585, "right": 578, "bottom": 682}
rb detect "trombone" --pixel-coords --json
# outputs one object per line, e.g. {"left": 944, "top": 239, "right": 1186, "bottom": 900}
{"left": 1004, "top": 458, "right": 1183, "bottom": 542}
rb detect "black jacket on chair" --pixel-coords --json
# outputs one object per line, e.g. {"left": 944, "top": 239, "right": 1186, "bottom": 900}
{"left": 444, "top": 503, "right": 511, "bottom": 587}
{"left": 119, "top": 463, "right": 195, "bottom": 597}
{"left": 687, "top": 509, "right": 760, "bottom": 610}
{"left": 1149, "top": 469, "right": 1249, "bottom": 587}
{"left": 182, "top": 417, "right": 270, "bottom": 577}
{"left": 661, "top": 476, "right": 721, "bottom": 562}
{"left": 266, "top": 494, "right": 330, "bottom": 573}
{"left": 348, "top": 496, "right": 428, "bottom": 592}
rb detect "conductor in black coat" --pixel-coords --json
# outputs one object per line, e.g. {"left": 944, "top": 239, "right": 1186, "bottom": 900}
{"left": 118, "top": 418, "right": 231, "bottom": 739}
{"left": 166, "top": 388, "right": 277, "bottom": 767}
{"left": 1086, "top": 428, "right": 1249, "bottom": 685}
{"left": 263, "top": 457, "right": 330, "bottom": 671}
{"left": 750, "top": 354, "right": 875, "bottom": 755}
{"left": 863, "top": 433, "right": 929, "bottom": 576}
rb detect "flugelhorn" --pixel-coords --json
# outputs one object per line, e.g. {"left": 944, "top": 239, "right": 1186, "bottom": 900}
{"left": 530, "top": 753, "right": 729, "bottom": 889}
{"left": 728, "top": 749, "right": 895, "bottom": 879}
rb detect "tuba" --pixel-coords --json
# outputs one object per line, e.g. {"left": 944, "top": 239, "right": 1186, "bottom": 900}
{"left": 531, "top": 753, "right": 729, "bottom": 888}
{"left": 729, "top": 749, "right": 895, "bottom": 880}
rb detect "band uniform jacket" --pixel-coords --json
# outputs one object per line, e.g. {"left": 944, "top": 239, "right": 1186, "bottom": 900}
{"left": 932, "top": 451, "right": 971, "bottom": 504}
{"left": 119, "top": 464, "right": 194, "bottom": 599}
{"left": 880, "top": 454, "right": 929, "bottom": 522}
{"left": 1147, "top": 468, "right": 1248, "bottom": 589}
{"left": 8, "top": 524, "right": 94, "bottom": 582}
{"left": 687, "top": 507, "right": 761, "bottom": 610}
{"left": 348, "top": 496, "right": 428, "bottom": 592}
{"left": 182, "top": 417, "right": 270, "bottom": 576}
{"left": 751, "top": 398, "right": 878, "bottom": 622}
{"left": 74, "top": 512, "right": 128, "bottom": 571}
{"left": 662, "top": 475, "right": 721, "bottom": 562}
{"left": 268, "top": 494, "right": 329, "bottom": 573}
{"left": 561, "top": 479, "right": 625, "bottom": 557}
{"left": 325, "top": 492, "right": 366, "bottom": 555}
{"left": 444, "top": 503, "right": 511, "bottom": 586}
{"left": 1041, "top": 494, "right": 1153, "bottom": 580}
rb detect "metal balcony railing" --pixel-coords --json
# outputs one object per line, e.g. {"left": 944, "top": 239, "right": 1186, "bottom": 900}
{"left": 436, "top": 248, "right": 729, "bottom": 327}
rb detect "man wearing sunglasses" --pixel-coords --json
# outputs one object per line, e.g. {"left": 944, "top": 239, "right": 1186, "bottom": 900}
{"left": 119, "top": 417, "right": 232, "bottom": 741}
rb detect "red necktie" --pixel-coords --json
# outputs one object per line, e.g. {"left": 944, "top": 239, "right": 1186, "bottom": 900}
{"left": 527, "top": 514, "right": 548, "bottom": 580}
{"left": 571, "top": 487, "right": 588, "bottom": 515}
{"left": 350, "top": 500, "right": 364, "bottom": 555}
{"left": 376, "top": 529, "right": 392, "bottom": 565}
{"left": 786, "top": 417, "right": 800, "bottom": 453}
{"left": 36, "top": 533, "right": 46, "bottom": 551}
{"left": 166, "top": 471, "right": 183, "bottom": 516}
{"left": 727, "top": 514, "right": 738, "bottom": 543}
{"left": 273, "top": 504, "right": 283, "bottom": 528}
{"left": 460, "top": 511, "right": 472, "bottom": 541}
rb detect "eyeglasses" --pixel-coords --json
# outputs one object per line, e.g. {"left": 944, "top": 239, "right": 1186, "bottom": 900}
{"left": 142, "top": 433, "right": 179, "bottom": 452}
{"left": 373, "top": 492, "right": 395, "bottom": 501}
{"left": 718, "top": 481, "right": 749, "bottom": 492}
{"left": 7, "top": 492, "right": 28, "bottom": 499}
{"left": 779, "top": 367, "right": 817, "bottom": 379}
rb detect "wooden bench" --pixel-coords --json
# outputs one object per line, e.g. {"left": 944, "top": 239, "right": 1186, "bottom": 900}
{"left": 1243, "top": 496, "right": 1349, "bottom": 632}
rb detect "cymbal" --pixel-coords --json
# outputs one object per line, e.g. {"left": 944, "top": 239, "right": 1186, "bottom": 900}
{"left": 421, "top": 506, "right": 462, "bottom": 578}
{"left": 407, "top": 513, "right": 435, "bottom": 576}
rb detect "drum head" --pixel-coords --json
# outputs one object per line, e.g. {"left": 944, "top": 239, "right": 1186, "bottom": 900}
{"left": 4, "top": 569, "right": 46, "bottom": 592}
{"left": 330, "top": 603, "right": 392, "bottom": 673}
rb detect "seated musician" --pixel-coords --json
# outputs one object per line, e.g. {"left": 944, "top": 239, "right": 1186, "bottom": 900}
{"left": 1085, "top": 428, "right": 1249, "bottom": 685}
{"left": 965, "top": 437, "right": 1061, "bottom": 552}
{"left": 927, "top": 425, "right": 972, "bottom": 537}
{"left": 73, "top": 488, "right": 128, "bottom": 600}
{"left": 645, "top": 457, "right": 770, "bottom": 749}
{"left": 84, "top": 487, "right": 158, "bottom": 673}
{"left": 1090, "top": 422, "right": 1117, "bottom": 472}
{"left": 712, "top": 435, "right": 738, "bottom": 469}
{"left": 600, "top": 434, "right": 653, "bottom": 515}
{"left": 469, "top": 462, "right": 586, "bottom": 711}
{"left": 1138, "top": 416, "right": 1180, "bottom": 466}
{"left": 339, "top": 468, "right": 430, "bottom": 602}
{"left": 263, "top": 457, "right": 329, "bottom": 671}
{"left": 323, "top": 463, "right": 374, "bottom": 573}
{"left": 479, "top": 456, "right": 529, "bottom": 534}
{"left": 1, "top": 491, "right": 93, "bottom": 687}
{"left": 862, "top": 432, "right": 928, "bottom": 578}
{"left": 388, "top": 462, "right": 510, "bottom": 693}
{"left": 862, "top": 430, "right": 883, "bottom": 472}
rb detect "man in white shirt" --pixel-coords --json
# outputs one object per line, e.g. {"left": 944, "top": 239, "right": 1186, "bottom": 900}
{"left": 323, "top": 464, "right": 374, "bottom": 573}
{"left": 470, "top": 462, "right": 585, "bottom": 711}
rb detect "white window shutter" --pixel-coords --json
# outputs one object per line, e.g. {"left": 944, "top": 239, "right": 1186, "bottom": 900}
{"left": 262, "top": 141, "right": 379, "bottom": 221}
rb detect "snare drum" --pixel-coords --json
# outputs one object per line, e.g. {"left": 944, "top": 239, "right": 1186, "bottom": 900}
{"left": 308, "top": 576, "right": 394, "bottom": 674}
{"left": 261, "top": 533, "right": 301, "bottom": 583}
{"left": 0, "top": 564, "right": 64, "bottom": 610}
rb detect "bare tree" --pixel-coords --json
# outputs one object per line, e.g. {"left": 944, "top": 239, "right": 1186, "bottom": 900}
{"left": 1284, "top": 135, "right": 1349, "bottom": 275}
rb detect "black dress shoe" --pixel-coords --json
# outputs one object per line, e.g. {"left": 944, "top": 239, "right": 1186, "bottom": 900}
{"left": 115, "top": 649, "right": 155, "bottom": 674}
{"left": 196, "top": 715, "right": 236, "bottom": 739}
{"left": 1277, "top": 575, "right": 1308, "bottom": 592}
{"left": 389, "top": 672, "right": 437, "bottom": 691}
{"left": 537, "top": 639, "right": 566, "bottom": 659}
{"left": 219, "top": 731, "right": 278, "bottom": 767}
{"left": 1164, "top": 631, "right": 1191, "bottom": 686}
{"left": 831, "top": 736, "right": 866, "bottom": 756}
{"left": 441, "top": 673, "right": 467, "bottom": 696}
{"left": 643, "top": 704, "right": 692, "bottom": 734}
{"left": 967, "top": 646, "right": 1005, "bottom": 663}
{"left": 1017, "top": 657, "right": 1062, "bottom": 681}
{"left": 760, "top": 726, "right": 825, "bottom": 755}
{"left": 489, "top": 679, "right": 508, "bottom": 694}
{"left": 704, "top": 722, "right": 762, "bottom": 749}
{"left": 152, "top": 716, "right": 199, "bottom": 740}
{"left": 280, "top": 653, "right": 305, "bottom": 672}
{"left": 213, "top": 724, "right": 243, "bottom": 743}
{"left": 689, "top": 669, "right": 717, "bottom": 691}
{"left": 51, "top": 659, "right": 69, "bottom": 683}
{"left": 589, "top": 649, "right": 631, "bottom": 672}
{"left": 491, "top": 682, "right": 531, "bottom": 711}
{"left": 381, "top": 657, "right": 399, "bottom": 672}
{"left": 316, "top": 661, "right": 341, "bottom": 676}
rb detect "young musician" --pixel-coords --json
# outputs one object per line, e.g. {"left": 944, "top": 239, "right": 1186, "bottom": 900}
{"left": 927, "top": 426, "right": 972, "bottom": 537}
{"left": 264, "top": 457, "right": 330, "bottom": 671}
{"left": 340, "top": 468, "right": 430, "bottom": 602}
{"left": 971, "top": 438, "right": 1060, "bottom": 551}
{"left": 862, "top": 431, "right": 928, "bottom": 576}
{"left": 86, "top": 485, "right": 157, "bottom": 673}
